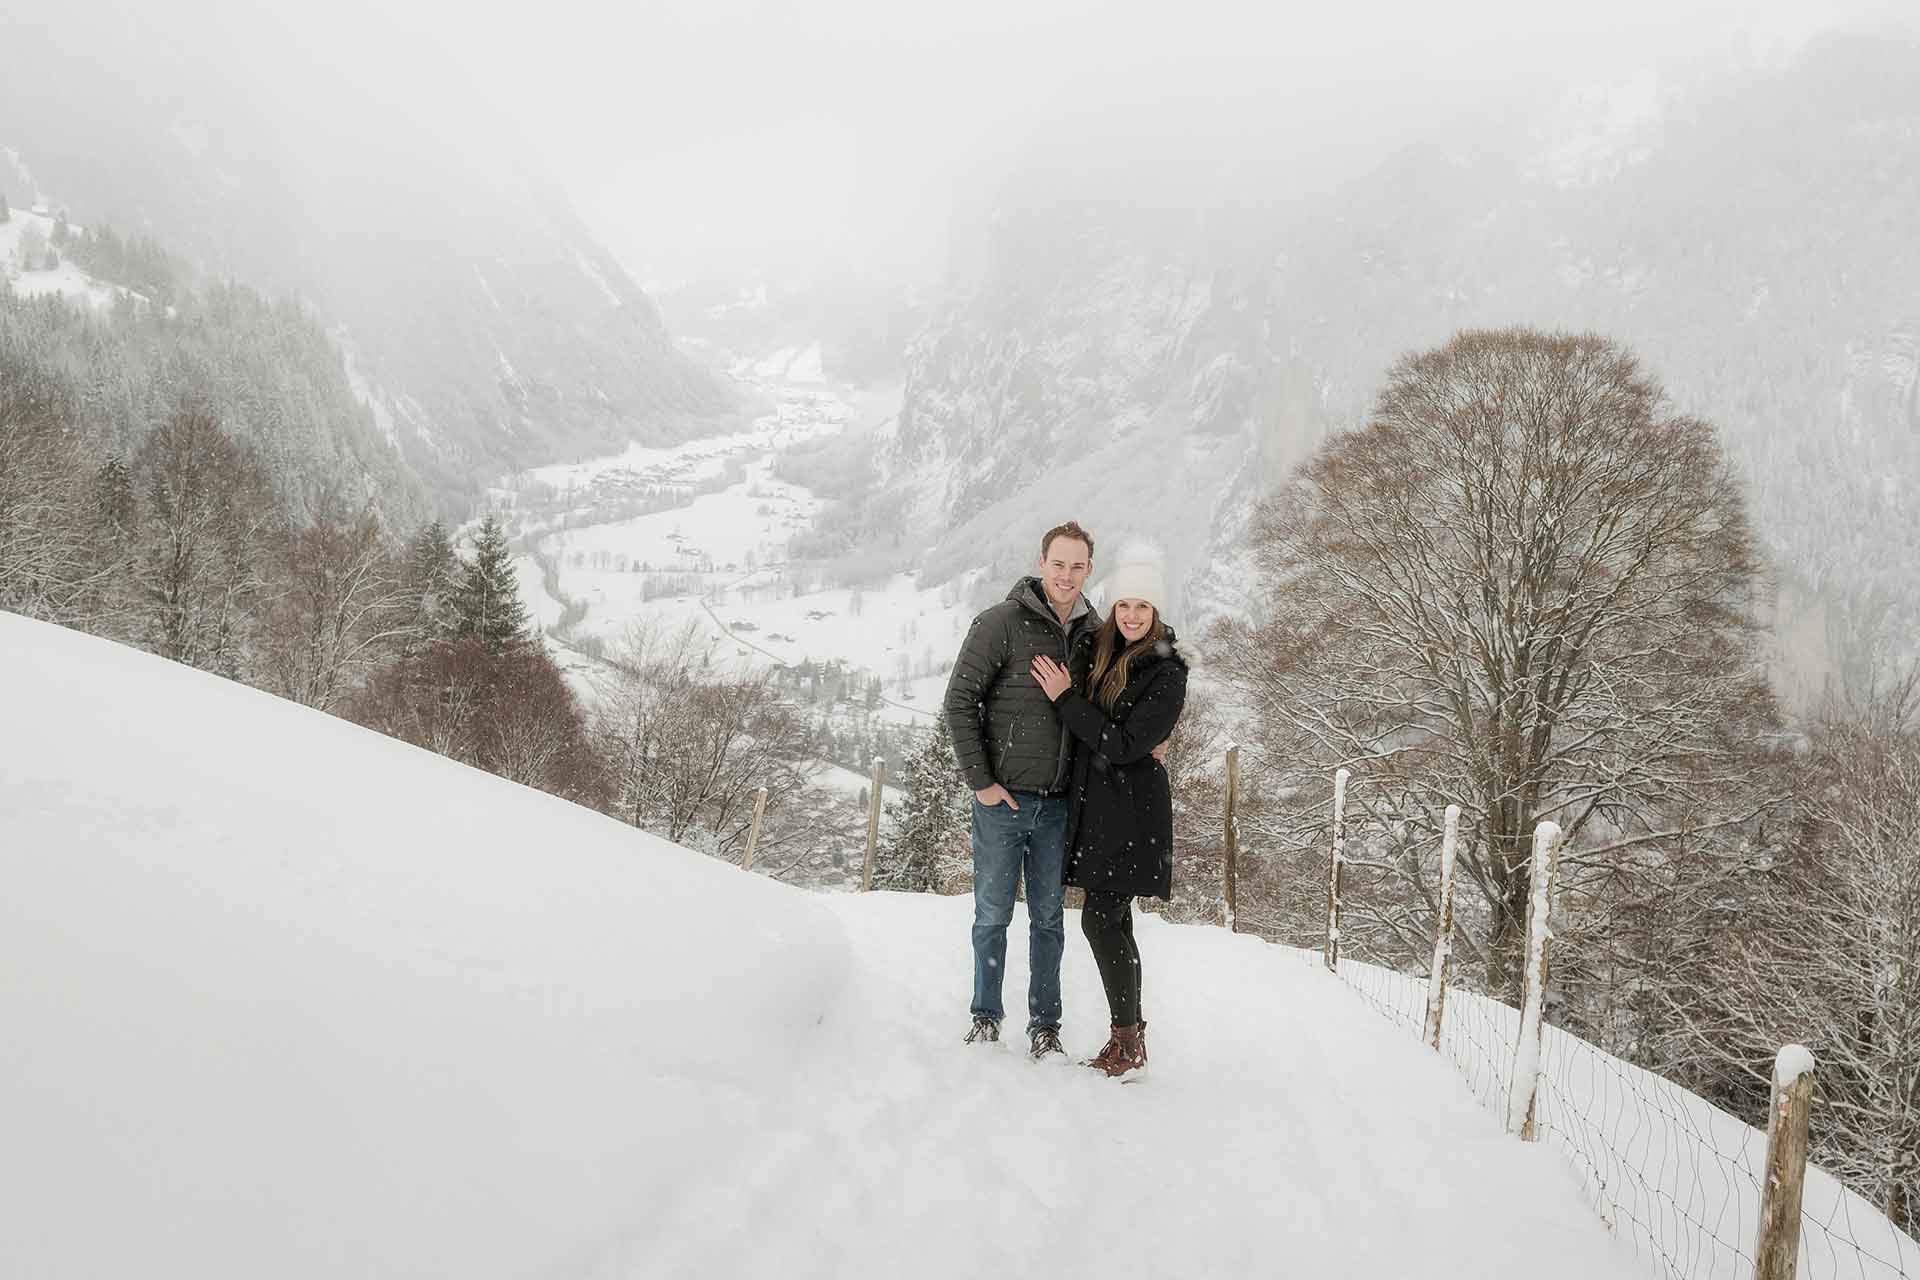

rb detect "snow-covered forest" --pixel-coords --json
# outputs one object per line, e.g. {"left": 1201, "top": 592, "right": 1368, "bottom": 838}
{"left": 3, "top": 1, "right": 1919, "bottom": 1271}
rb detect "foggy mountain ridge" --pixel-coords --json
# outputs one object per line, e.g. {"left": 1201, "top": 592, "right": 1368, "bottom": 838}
{"left": 865, "top": 28, "right": 1920, "bottom": 704}
{"left": 0, "top": 194, "right": 441, "bottom": 531}
{"left": 0, "top": 12, "right": 739, "bottom": 520}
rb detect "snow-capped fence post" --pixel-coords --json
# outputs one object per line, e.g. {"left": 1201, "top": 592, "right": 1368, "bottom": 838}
{"left": 1422, "top": 803, "right": 1461, "bottom": 1051}
{"left": 741, "top": 785, "right": 769, "bottom": 873}
{"left": 860, "top": 757, "right": 885, "bottom": 892}
{"left": 1222, "top": 744, "right": 1241, "bottom": 933}
{"left": 1325, "top": 767, "right": 1350, "bottom": 972}
{"left": 1753, "top": 1045, "right": 1817, "bottom": 1280}
{"left": 1506, "top": 820, "right": 1562, "bottom": 1140}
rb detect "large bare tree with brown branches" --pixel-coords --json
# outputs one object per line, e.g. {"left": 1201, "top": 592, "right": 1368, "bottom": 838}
{"left": 135, "top": 407, "right": 281, "bottom": 677}
{"left": 259, "top": 499, "right": 415, "bottom": 712}
{"left": 1213, "top": 329, "right": 1781, "bottom": 1000}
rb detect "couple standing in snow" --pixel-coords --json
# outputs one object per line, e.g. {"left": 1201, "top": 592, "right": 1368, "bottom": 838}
{"left": 941, "top": 521, "right": 1188, "bottom": 1079}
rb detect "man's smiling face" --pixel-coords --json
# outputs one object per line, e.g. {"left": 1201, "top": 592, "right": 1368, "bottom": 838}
{"left": 1038, "top": 536, "right": 1092, "bottom": 610}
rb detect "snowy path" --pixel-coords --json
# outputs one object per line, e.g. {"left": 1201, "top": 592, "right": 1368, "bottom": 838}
{"left": 2, "top": 613, "right": 1635, "bottom": 1280}
{"left": 570, "top": 894, "right": 1634, "bottom": 1280}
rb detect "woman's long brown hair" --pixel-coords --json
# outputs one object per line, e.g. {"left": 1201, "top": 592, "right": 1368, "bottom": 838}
{"left": 1086, "top": 608, "right": 1166, "bottom": 711}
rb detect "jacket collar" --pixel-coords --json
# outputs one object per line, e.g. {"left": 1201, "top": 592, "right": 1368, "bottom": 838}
{"left": 1010, "top": 576, "right": 1094, "bottom": 632}
{"left": 1105, "top": 626, "right": 1185, "bottom": 682}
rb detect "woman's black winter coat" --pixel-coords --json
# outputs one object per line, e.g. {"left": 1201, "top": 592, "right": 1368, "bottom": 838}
{"left": 1056, "top": 634, "right": 1188, "bottom": 901}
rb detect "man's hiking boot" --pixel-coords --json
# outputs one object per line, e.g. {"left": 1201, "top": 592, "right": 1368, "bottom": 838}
{"left": 964, "top": 1014, "right": 1001, "bottom": 1045}
{"left": 1029, "top": 1026, "right": 1065, "bottom": 1060}
{"left": 1084, "top": 1022, "right": 1148, "bottom": 1078}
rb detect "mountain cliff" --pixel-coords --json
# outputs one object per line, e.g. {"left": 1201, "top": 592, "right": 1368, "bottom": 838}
{"left": 880, "top": 29, "right": 1920, "bottom": 698}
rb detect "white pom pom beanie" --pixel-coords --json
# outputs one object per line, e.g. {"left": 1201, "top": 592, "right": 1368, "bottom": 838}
{"left": 1099, "top": 542, "right": 1168, "bottom": 614}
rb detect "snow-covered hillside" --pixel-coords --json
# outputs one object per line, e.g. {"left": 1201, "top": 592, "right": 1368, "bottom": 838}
{"left": 0, "top": 206, "right": 147, "bottom": 312}
{"left": 4, "top": 17, "right": 741, "bottom": 510}
{"left": 0, "top": 611, "right": 1641, "bottom": 1278}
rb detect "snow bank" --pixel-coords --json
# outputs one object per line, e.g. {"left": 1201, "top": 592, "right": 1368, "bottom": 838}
{"left": 0, "top": 613, "right": 849, "bottom": 1278}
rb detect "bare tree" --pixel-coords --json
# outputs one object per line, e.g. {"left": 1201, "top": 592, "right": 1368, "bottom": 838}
{"left": 260, "top": 499, "right": 413, "bottom": 711}
{"left": 481, "top": 642, "right": 605, "bottom": 802}
{"left": 346, "top": 632, "right": 601, "bottom": 803}
{"left": 595, "top": 621, "right": 812, "bottom": 852}
{"left": 1672, "top": 677, "right": 1920, "bottom": 1233}
{"left": 1158, "top": 684, "right": 1233, "bottom": 925}
{"left": 1213, "top": 329, "right": 1780, "bottom": 999}
{"left": 0, "top": 365, "right": 104, "bottom": 622}
{"left": 136, "top": 406, "right": 281, "bottom": 677}
{"left": 348, "top": 634, "right": 485, "bottom": 761}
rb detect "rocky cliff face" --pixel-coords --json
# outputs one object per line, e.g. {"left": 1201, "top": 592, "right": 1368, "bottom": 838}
{"left": 882, "top": 202, "right": 1318, "bottom": 626}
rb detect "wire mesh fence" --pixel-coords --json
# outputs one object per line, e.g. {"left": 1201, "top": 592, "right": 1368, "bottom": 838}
{"left": 1245, "top": 764, "right": 1920, "bottom": 1280}
{"left": 1228, "top": 756, "right": 1920, "bottom": 1274}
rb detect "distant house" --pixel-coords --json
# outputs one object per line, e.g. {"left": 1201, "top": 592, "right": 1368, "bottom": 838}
{"left": 30, "top": 202, "right": 47, "bottom": 217}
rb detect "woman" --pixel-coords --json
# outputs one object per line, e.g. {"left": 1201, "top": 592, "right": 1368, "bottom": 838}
{"left": 1029, "top": 548, "right": 1187, "bottom": 1079}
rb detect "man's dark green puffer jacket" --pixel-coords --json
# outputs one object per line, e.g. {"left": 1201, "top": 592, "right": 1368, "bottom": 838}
{"left": 943, "top": 577, "right": 1100, "bottom": 795}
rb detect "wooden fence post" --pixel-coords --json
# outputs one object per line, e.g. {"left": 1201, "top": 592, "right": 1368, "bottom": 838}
{"left": 1223, "top": 744, "right": 1240, "bottom": 933}
{"left": 1325, "top": 767, "right": 1350, "bottom": 972}
{"left": 1506, "top": 819, "right": 1563, "bottom": 1140}
{"left": 1423, "top": 803, "right": 1461, "bottom": 1051}
{"left": 741, "top": 785, "right": 769, "bottom": 873}
{"left": 860, "top": 757, "right": 885, "bottom": 892}
{"left": 1753, "top": 1045, "right": 1817, "bottom": 1280}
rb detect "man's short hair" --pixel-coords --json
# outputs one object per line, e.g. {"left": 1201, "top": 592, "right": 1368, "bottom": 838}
{"left": 1040, "top": 520, "right": 1095, "bottom": 560}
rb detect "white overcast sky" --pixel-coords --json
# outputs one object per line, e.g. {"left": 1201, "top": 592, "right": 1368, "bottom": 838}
{"left": 186, "top": 0, "right": 1920, "bottom": 285}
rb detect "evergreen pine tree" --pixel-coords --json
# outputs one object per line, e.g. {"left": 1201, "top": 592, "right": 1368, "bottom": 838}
{"left": 452, "top": 516, "right": 529, "bottom": 655}
{"left": 0, "top": 193, "right": 10, "bottom": 223}
{"left": 874, "top": 716, "right": 971, "bottom": 893}
{"left": 16, "top": 221, "right": 45, "bottom": 269}
{"left": 403, "top": 519, "right": 461, "bottom": 648}
{"left": 93, "top": 455, "right": 136, "bottom": 538}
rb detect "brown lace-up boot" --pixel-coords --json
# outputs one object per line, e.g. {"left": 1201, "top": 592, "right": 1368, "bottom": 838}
{"left": 1084, "top": 1022, "right": 1148, "bottom": 1078}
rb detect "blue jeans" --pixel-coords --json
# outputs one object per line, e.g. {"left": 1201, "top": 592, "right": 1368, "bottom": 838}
{"left": 970, "top": 791, "right": 1068, "bottom": 1032}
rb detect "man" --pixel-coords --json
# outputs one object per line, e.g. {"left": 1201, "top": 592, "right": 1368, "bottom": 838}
{"left": 943, "top": 521, "right": 1101, "bottom": 1059}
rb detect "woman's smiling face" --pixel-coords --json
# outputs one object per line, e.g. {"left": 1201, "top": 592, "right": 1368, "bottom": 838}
{"left": 1113, "top": 598, "right": 1156, "bottom": 642}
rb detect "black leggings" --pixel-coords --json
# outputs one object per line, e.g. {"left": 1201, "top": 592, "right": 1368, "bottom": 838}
{"left": 1081, "top": 890, "right": 1142, "bottom": 1026}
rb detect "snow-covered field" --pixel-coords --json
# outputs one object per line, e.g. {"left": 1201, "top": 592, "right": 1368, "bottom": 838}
{"left": 551, "top": 455, "right": 817, "bottom": 590}
{"left": 2, "top": 612, "right": 1646, "bottom": 1279}
{"left": 502, "top": 384, "right": 849, "bottom": 505}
